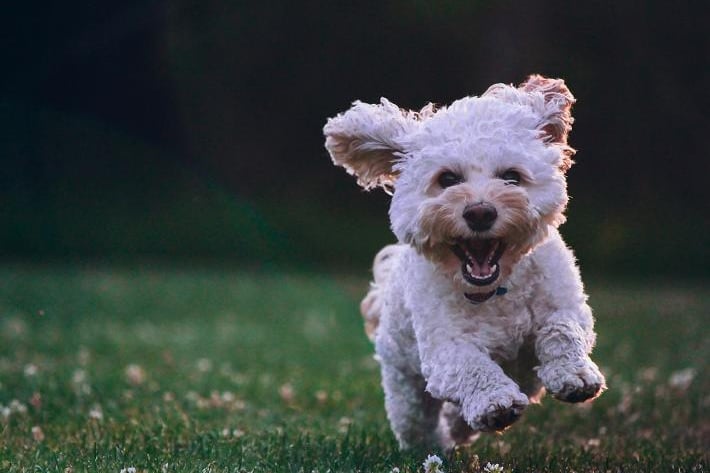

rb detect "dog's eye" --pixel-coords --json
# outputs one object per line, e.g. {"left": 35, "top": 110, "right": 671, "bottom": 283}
{"left": 499, "top": 169, "right": 521, "bottom": 185}
{"left": 437, "top": 171, "right": 464, "bottom": 188}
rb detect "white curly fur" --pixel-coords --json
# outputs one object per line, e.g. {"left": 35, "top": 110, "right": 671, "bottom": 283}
{"left": 324, "top": 75, "right": 606, "bottom": 450}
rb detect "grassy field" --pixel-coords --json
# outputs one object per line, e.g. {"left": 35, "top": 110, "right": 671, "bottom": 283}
{"left": 0, "top": 264, "right": 707, "bottom": 472}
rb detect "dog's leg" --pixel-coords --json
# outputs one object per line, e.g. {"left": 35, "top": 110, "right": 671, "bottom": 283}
{"left": 416, "top": 337, "right": 530, "bottom": 433}
{"left": 380, "top": 364, "right": 443, "bottom": 449}
{"left": 531, "top": 231, "right": 606, "bottom": 402}
{"left": 458, "top": 352, "right": 529, "bottom": 432}
{"left": 534, "top": 314, "right": 606, "bottom": 402}
{"left": 375, "top": 296, "right": 445, "bottom": 449}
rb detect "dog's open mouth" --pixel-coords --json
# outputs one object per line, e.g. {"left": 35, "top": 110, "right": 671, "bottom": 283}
{"left": 451, "top": 239, "right": 505, "bottom": 286}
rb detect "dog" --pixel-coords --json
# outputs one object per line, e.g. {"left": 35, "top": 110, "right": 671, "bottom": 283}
{"left": 323, "top": 75, "right": 606, "bottom": 450}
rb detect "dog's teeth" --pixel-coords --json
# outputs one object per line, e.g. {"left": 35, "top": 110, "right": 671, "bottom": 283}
{"left": 491, "top": 264, "right": 497, "bottom": 272}
{"left": 466, "top": 264, "right": 473, "bottom": 273}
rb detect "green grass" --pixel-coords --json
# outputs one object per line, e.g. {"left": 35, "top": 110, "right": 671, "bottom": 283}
{"left": 0, "top": 264, "right": 707, "bottom": 472}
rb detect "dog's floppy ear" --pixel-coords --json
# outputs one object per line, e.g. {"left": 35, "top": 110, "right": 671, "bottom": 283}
{"left": 519, "top": 74, "right": 576, "bottom": 171}
{"left": 324, "top": 98, "right": 415, "bottom": 191}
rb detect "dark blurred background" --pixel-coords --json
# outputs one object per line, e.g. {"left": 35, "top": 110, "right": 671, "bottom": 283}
{"left": 2, "top": 1, "right": 708, "bottom": 276}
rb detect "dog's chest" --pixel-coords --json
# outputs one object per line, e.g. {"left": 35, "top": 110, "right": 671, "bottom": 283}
{"left": 408, "top": 253, "right": 541, "bottom": 362}
{"left": 403, "top": 249, "right": 546, "bottom": 362}
{"left": 456, "top": 263, "right": 541, "bottom": 360}
{"left": 457, "top": 297, "right": 534, "bottom": 361}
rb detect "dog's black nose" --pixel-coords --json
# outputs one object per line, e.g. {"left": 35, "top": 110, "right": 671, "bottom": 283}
{"left": 463, "top": 203, "right": 497, "bottom": 231}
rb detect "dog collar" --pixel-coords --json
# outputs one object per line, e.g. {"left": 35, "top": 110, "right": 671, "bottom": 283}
{"left": 465, "top": 286, "right": 507, "bottom": 304}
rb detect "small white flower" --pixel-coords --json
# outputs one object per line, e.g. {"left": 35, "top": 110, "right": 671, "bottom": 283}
{"left": 72, "top": 369, "right": 92, "bottom": 395}
{"left": 197, "top": 358, "right": 212, "bottom": 372}
{"left": 279, "top": 383, "right": 295, "bottom": 402}
{"left": 9, "top": 399, "right": 27, "bottom": 414}
{"left": 71, "top": 368, "right": 91, "bottom": 395}
{"left": 484, "top": 462, "right": 504, "bottom": 473}
{"left": 161, "top": 463, "right": 169, "bottom": 473}
{"left": 669, "top": 367, "right": 696, "bottom": 391}
{"left": 125, "top": 364, "right": 146, "bottom": 386}
{"left": 72, "top": 369, "right": 87, "bottom": 384}
{"left": 337, "top": 416, "right": 352, "bottom": 433}
{"left": 24, "top": 364, "right": 38, "bottom": 377}
{"left": 89, "top": 405, "right": 104, "bottom": 420}
{"left": 390, "top": 468, "right": 401, "bottom": 473}
{"left": 119, "top": 468, "right": 136, "bottom": 473}
{"left": 31, "top": 425, "right": 45, "bottom": 442}
{"left": 315, "top": 389, "right": 328, "bottom": 403}
{"left": 422, "top": 454, "right": 444, "bottom": 473}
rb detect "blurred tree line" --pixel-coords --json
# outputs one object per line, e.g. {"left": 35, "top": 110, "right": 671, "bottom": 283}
{"left": 1, "top": 1, "right": 707, "bottom": 275}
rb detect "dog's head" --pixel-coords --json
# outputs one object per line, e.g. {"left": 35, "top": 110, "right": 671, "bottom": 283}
{"left": 324, "top": 75, "right": 576, "bottom": 298}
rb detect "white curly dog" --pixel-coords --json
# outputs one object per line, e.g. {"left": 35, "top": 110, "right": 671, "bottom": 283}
{"left": 323, "top": 75, "right": 606, "bottom": 450}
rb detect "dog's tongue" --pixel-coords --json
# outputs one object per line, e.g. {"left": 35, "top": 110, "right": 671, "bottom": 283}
{"left": 466, "top": 240, "right": 497, "bottom": 277}
{"left": 469, "top": 260, "right": 492, "bottom": 277}
{"left": 467, "top": 259, "right": 493, "bottom": 278}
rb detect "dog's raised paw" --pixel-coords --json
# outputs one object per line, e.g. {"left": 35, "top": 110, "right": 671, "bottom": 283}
{"left": 479, "top": 402, "right": 526, "bottom": 431}
{"left": 466, "top": 391, "right": 528, "bottom": 432}
{"left": 554, "top": 379, "right": 604, "bottom": 403}
{"left": 538, "top": 358, "right": 606, "bottom": 403}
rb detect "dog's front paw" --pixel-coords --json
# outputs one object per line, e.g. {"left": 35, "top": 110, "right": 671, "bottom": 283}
{"left": 538, "top": 357, "right": 606, "bottom": 403}
{"left": 464, "top": 389, "right": 529, "bottom": 432}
